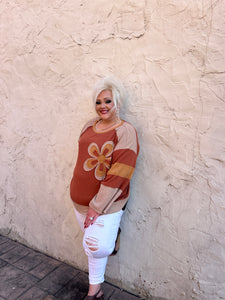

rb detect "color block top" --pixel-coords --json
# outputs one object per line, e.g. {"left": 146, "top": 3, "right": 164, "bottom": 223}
{"left": 70, "top": 118, "right": 139, "bottom": 214}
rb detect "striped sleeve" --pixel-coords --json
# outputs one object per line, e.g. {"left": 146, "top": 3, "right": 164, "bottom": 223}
{"left": 89, "top": 122, "right": 139, "bottom": 214}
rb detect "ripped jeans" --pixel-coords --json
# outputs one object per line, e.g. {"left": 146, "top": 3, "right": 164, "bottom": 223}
{"left": 74, "top": 208, "right": 123, "bottom": 285}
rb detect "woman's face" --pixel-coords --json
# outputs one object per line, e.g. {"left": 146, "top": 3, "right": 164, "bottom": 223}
{"left": 95, "top": 90, "right": 117, "bottom": 121}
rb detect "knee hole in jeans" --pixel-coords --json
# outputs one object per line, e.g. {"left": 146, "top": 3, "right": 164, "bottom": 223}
{"left": 84, "top": 220, "right": 104, "bottom": 252}
{"left": 84, "top": 236, "right": 99, "bottom": 252}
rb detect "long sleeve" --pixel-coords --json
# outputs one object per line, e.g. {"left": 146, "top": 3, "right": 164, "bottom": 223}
{"left": 89, "top": 122, "right": 139, "bottom": 214}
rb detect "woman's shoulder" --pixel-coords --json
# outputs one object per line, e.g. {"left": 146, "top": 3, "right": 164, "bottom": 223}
{"left": 83, "top": 117, "right": 99, "bottom": 127}
{"left": 115, "top": 120, "right": 139, "bottom": 153}
{"left": 80, "top": 117, "right": 100, "bottom": 135}
{"left": 117, "top": 120, "right": 138, "bottom": 136}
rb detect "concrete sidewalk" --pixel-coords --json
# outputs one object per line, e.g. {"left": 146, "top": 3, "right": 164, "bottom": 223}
{"left": 0, "top": 234, "right": 144, "bottom": 300}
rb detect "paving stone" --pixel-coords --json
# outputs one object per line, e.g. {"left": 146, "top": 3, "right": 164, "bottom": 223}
{"left": 43, "top": 296, "right": 57, "bottom": 300}
{"left": 16, "top": 286, "right": 48, "bottom": 300}
{"left": 0, "top": 243, "right": 31, "bottom": 264}
{"left": 0, "top": 258, "right": 8, "bottom": 268}
{"left": 0, "top": 240, "right": 16, "bottom": 255}
{"left": 54, "top": 279, "right": 86, "bottom": 299}
{"left": 36, "top": 262, "right": 80, "bottom": 294}
{"left": 102, "top": 282, "right": 117, "bottom": 298}
{"left": 71, "top": 270, "right": 89, "bottom": 290}
{"left": 0, "top": 235, "right": 9, "bottom": 244}
{"left": 0, "top": 264, "right": 38, "bottom": 300}
{"left": 14, "top": 250, "right": 52, "bottom": 273}
{"left": 54, "top": 271, "right": 88, "bottom": 299}
{"left": 29, "top": 255, "right": 62, "bottom": 279}
{"left": 0, "top": 235, "right": 144, "bottom": 300}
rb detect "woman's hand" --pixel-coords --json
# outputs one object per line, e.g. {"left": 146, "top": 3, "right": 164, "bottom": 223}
{"left": 84, "top": 207, "right": 100, "bottom": 228}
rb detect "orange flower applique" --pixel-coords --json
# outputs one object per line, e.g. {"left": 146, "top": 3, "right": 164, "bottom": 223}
{"left": 84, "top": 141, "right": 114, "bottom": 180}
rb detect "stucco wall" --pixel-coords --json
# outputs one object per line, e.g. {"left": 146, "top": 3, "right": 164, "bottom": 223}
{"left": 1, "top": 1, "right": 225, "bottom": 299}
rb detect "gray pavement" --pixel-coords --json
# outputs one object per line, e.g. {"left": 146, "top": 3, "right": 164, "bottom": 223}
{"left": 0, "top": 234, "right": 144, "bottom": 300}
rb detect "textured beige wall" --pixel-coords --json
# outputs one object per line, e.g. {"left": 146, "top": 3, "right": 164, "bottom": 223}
{"left": 1, "top": 1, "right": 225, "bottom": 299}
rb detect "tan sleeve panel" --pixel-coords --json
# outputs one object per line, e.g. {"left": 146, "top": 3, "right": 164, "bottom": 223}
{"left": 89, "top": 185, "right": 122, "bottom": 214}
{"left": 115, "top": 122, "right": 138, "bottom": 154}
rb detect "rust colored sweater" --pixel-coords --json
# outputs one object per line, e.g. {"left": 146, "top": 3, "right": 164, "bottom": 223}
{"left": 70, "top": 118, "right": 139, "bottom": 214}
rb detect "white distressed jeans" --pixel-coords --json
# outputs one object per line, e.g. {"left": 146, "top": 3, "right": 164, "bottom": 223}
{"left": 74, "top": 208, "right": 123, "bottom": 285}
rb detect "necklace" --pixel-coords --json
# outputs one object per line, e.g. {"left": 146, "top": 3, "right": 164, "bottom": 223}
{"left": 96, "top": 118, "right": 122, "bottom": 132}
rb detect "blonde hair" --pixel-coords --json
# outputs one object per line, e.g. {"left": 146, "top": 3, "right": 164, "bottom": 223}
{"left": 93, "top": 76, "right": 127, "bottom": 110}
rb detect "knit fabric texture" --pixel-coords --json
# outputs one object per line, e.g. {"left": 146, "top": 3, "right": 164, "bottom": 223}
{"left": 70, "top": 118, "right": 139, "bottom": 214}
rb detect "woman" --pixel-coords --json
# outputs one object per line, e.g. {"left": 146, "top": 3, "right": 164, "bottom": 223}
{"left": 70, "top": 76, "right": 139, "bottom": 300}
